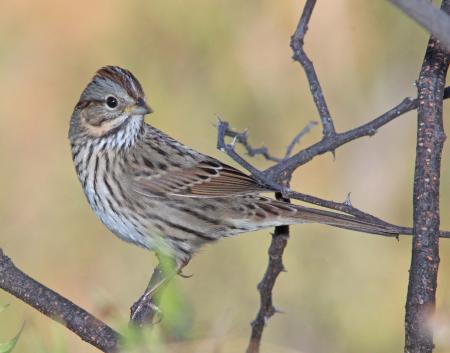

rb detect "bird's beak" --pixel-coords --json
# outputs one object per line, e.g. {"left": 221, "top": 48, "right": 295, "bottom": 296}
{"left": 131, "top": 98, "right": 152, "bottom": 115}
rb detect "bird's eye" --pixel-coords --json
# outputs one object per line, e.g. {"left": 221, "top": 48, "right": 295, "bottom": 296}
{"left": 106, "top": 96, "right": 118, "bottom": 109}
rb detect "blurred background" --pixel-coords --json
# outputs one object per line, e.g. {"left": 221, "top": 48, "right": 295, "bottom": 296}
{"left": 1, "top": 0, "right": 450, "bottom": 352}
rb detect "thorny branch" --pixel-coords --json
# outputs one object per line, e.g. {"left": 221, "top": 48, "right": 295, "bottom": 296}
{"left": 217, "top": 1, "right": 450, "bottom": 352}
{"left": 217, "top": 87, "right": 450, "bottom": 190}
{"left": 247, "top": 194, "right": 289, "bottom": 353}
{"left": 218, "top": 89, "right": 450, "bottom": 233}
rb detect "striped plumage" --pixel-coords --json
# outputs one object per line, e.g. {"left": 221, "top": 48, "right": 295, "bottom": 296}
{"left": 69, "top": 66, "right": 397, "bottom": 265}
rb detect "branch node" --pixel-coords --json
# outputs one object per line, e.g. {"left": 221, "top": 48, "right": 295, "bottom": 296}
{"left": 368, "top": 128, "right": 378, "bottom": 136}
{"left": 273, "top": 307, "right": 285, "bottom": 314}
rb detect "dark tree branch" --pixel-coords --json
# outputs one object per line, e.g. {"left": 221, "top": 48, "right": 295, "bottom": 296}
{"left": 390, "top": 0, "right": 450, "bottom": 52}
{"left": 0, "top": 249, "right": 121, "bottom": 353}
{"left": 404, "top": 1, "right": 450, "bottom": 352}
{"left": 247, "top": 194, "right": 290, "bottom": 353}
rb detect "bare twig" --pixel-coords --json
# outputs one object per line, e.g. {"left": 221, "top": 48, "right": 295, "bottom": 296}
{"left": 283, "top": 121, "right": 318, "bottom": 159}
{"left": 290, "top": 0, "right": 336, "bottom": 138}
{"left": 219, "top": 123, "right": 282, "bottom": 162}
{"left": 219, "top": 120, "right": 318, "bottom": 163}
{"left": 404, "top": 1, "right": 450, "bottom": 352}
{"left": 390, "top": 0, "right": 450, "bottom": 52}
{"left": 0, "top": 249, "right": 121, "bottom": 353}
{"left": 217, "top": 120, "right": 280, "bottom": 187}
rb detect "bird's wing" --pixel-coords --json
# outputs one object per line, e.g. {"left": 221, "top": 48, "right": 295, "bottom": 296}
{"left": 130, "top": 158, "right": 269, "bottom": 198}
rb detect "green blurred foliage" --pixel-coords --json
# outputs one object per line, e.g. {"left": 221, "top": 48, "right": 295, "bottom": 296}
{"left": 0, "top": 1, "right": 449, "bottom": 352}
{"left": 0, "top": 304, "right": 22, "bottom": 353}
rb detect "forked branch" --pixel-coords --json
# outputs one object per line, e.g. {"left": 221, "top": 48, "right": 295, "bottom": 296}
{"left": 214, "top": 1, "right": 450, "bottom": 352}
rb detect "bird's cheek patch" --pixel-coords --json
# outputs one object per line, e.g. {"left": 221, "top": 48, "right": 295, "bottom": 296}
{"left": 81, "top": 111, "right": 128, "bottom": 137}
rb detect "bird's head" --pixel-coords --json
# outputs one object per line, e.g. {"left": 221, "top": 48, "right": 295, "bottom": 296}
{"left": 69, "top": 66, "right": 152, "bottom": 143}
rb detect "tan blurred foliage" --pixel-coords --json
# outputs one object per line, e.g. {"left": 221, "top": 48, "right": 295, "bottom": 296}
{"left": 0, "top": 1, "right": 450, "bottom": 352}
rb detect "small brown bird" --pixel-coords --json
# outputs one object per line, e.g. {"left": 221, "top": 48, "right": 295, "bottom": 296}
{"left": 69, "top": 66, "right": 396, "bottom": 270}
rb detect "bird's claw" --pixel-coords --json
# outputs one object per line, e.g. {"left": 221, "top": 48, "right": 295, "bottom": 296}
{"left": 130, "top": 292, "right": 164, "bottom": 326}
{"left": 280, "top": 186, "right": 291, "bottom": 199}
{"left": 178, "top": 271, "right": 193, "bottom": 279}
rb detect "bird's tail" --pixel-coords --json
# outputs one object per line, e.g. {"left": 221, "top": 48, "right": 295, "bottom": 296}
{"left": 255, "top": 199, "right": 398, "bottom": 236}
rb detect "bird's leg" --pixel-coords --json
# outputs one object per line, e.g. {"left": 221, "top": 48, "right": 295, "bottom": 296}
{"left": 129, "top": 264, "right": 165, "bottom": 327}
{"left": 129, "top": 255, "right": 190, "bottom": 327}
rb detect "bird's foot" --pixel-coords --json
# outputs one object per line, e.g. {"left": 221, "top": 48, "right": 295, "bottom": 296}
{"left": 280, "top": 186, "right": 291, "bottom": 200}
{"left": 130, "top": 290, "right": 163, "bottom": 327}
